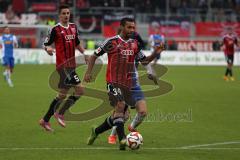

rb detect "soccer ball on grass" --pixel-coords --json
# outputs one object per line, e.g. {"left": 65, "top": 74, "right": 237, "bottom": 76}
{"left": 126, "top": 132, "right": 143, "bottom": 150}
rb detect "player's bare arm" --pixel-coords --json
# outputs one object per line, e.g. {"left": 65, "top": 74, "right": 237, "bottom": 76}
{"left": 43, "top": 25, "right": 56, "bottom": 56}
{"left": 84, "top": 55, "right": 98, "bottom": 82}
{"left": 44, "top": 46, "right": 55, "bottom": 56}
{"left": 140, "top": 45, "right": 164, "bottom": 65}
{"left": 76, "top": 44, "right": 89, "bottom": 64}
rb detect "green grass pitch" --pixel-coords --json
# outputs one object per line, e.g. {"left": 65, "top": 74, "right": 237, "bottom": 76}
{"left": 0, "top": 64, "right": 240, "bottom": 160}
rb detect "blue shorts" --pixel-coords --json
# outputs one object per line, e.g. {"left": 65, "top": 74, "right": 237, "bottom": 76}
{"left": 130, "top": 85, "right": 145, "bottom": 108}
{"left": 2, "top": 57, "right": 14, "bottom": 68}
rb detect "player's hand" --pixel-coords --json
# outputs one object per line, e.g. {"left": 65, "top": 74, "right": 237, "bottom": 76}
{"left": 154, "top": 43, "right": 165, "bottom": 54}
{"left": 84, "top": 73, "right": 92, "bottom": 83}
{"left": 45, "top": 46, "right": 55, "bottom": 56}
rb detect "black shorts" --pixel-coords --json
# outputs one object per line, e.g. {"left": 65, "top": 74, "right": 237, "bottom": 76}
{"left": 225, "top": 55, "right": 234, "bottom": 65}
{"left": 107, "top": 83, "right": 135, "bottom": 107}
{"left": 57, "top": 68, "right": 81, "bottom": 89}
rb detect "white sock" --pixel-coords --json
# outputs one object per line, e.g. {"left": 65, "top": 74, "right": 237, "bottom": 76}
{"left": 7, "top": 70, "right": 11, "bottom": 80}
{"left": 110, "top": 126, "right": 117, "bottom": 136}
{"left": 130, "top": 113, "right": 146, "bottom": 129}
{"left": 6, "top": 70, "right": 13, "bottom": 86}
{"left": 145, "top": 64, "right": 154, "bottom": 75}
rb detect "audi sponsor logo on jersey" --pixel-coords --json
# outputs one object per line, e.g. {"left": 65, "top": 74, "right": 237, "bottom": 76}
{"left": 65, "top": 34, "right": 75, "bottom": 41}
{"left": 121, "top": 49, "right": 134, "bottom": 55}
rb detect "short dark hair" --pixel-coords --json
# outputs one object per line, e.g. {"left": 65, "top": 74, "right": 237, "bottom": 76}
{"left": 58, "top": 4, "right": 70, "bottom": 14}
{"left": 120, "top": 17, "right": 135, "bottom": 26}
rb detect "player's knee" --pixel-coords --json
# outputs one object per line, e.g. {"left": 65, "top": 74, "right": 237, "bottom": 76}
{"left": 136, "top": 100, "right": 147, "bottom": 116}
{"left": 138, "top": 110, "right": 147, "bottom": 117}
{"left": 116, "top": 101, "right": 125, "bottom": 112}
{"left": 113, "top": 102, "right": 125, "bottom": 118}
{"left": 75, "top": 85, "right": 84, "bottom": 96}
{"left": 137, "top": 107, "right": 148, "bottom": 117}
{"left": 57, "top": 93, "right": 67, "bottom": 100}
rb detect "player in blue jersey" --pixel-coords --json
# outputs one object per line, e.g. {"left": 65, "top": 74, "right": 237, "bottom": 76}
{"left": 146, "top": 22, "right": 165, "bottom": 84}
{"left": 0, "top": 26, "right": 18, "bottom": 87}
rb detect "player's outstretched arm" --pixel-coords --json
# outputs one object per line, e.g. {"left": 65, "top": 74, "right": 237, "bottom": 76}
{"left": 77, "top": 44, "right": 85, "bottom": 53}
{"left": 140, "top": 45, "right": 164, "bottom": 65}
{"left": 84, "top": 55, "right": 98, "bottom": 82}
{"left": 43, "top": 27, "right": 56, "bottom": 56}
{"left": 44, "top": 46, "right": 55, "bottom": 56}
{"left": 76, "top": 44, "right": 89, "bottom": 64}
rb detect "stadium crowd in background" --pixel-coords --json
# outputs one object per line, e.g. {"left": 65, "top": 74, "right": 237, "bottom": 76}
{"left": 0, "top": 0, "right": 239, "bottom": 51}
{"left": 1, "top": 0, "right": 240, "bottom": 15}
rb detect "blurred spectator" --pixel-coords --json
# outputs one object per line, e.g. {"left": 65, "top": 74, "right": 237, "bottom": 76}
{"left": 108, "top": 0, "right": 120, "bottom": 7}
{"left": 125, "top": 0, "right": 135, "bottom": 7}
{"left": 5, "top": 5, "right": 20, "bottom": 24}
{"left": 87, "top": 39, "right": 96, "bottom": 49}
{"left": 0, "top": 0, "right": 10, "bottom": 13}
{"left": 77, "top": 0, "right": 89, "bottom": 9}
{"left": 24, "top": 38, "right": 32, "bottom": 48}
{"left": 145, "top": 0, "right": 153, "bottom": 13}
{"left": 170, "top": 0, "right": 181, "bottom": 14}
{"left": 212, "top": 41, "right": 221, "bottom": 51}
{"left": 47, "top": 19, "right": 56, "bottom": 26}
{"left": 179, "top": 0, "right": 190, "bottom": 15}
{"left": 235, "top": 0, "right": 240, "bottom": 21}
{"left": 211, "top": 0, "right": 224, "bottom": 8}
{"left": 155, "top": 0, "right": 166, "bottom": 13}
{"left": 168, "top": 40, "right": 178, "bottom": 50}
{"left": 215, "top": 8, "right": 225, "bottom": 22}
{"left": 198, "top": 0, "right": 208, "bottom": 22}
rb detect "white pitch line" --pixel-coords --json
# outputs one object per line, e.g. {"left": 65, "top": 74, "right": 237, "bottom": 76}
{"left": 181, "top": 141, "right": 240, "bottom": 149}
{"left": 0, "top": 147, "right": 240, "bottom": 151}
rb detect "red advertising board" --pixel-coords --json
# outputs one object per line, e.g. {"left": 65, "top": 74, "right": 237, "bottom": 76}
{"left": 175, "top": 40, "right": 214, "bottom": 51}
{"left": 195, "top": 22, "right": 240, "bottom": 36}
{"left": 148, "top": 25, "right": 190, "bottom": 37}
{"left": 103, "top": 21, "right": 120, "bottom": 37}
{"left": 148, "top": 16, "right": 191, "bottom": 37}
{"left": 31, "top": 3, "right": 57, "bottom": 12}
{"left": 103, "top": 14, "right": 134, "bottom": 38}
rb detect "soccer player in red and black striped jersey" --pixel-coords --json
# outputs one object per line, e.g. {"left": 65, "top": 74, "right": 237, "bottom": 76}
{"left": 84, "top": 17, "right": 164, "bottom": 150}
{"left": 221, "top": 27, "right": 239, "bottom": 81}
{"left": 39, "top": 4, "right": 87, "bottom": 131}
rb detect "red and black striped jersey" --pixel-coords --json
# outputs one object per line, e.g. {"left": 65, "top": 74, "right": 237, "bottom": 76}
{"left": 43, "top": 23, "right": 80, "bottom": 69}
{"left": 222, "top": 34, "right": 238, "bottom": 55}
{"left": 94, "top": 35, "right": 146, "bottom": 88}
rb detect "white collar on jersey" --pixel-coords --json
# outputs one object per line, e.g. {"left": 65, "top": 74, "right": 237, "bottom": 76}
{"left": 117, "top": 35, "right": 133, "bottom": 43}
{"left": 58, "top": 22, "right": 69, "bottom": 29}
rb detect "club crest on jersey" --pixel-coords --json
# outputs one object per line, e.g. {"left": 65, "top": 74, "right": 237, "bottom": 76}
{"left": 65, "top": 35, "right": 75, "bottom": 41}
{"left": 71, "top": 28, "right": 76, "bottom": 33}
{"left": 121, "top": 50, "right": 134, "bottom": 56}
